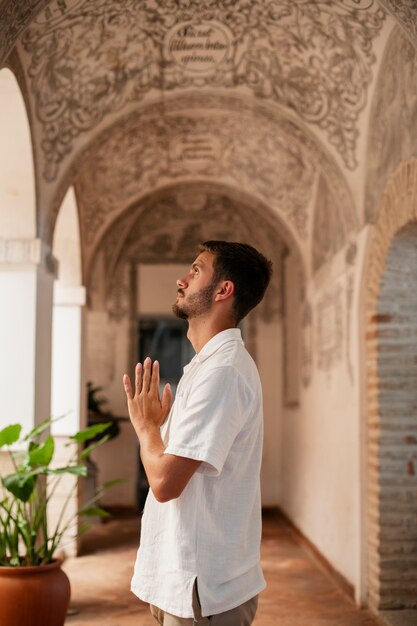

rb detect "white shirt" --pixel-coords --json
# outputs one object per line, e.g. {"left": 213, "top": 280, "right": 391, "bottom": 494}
{"left": 131, "top": 328, "right": 266, "bottom": 618}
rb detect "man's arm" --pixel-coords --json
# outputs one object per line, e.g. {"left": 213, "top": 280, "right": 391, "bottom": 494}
{"left": 123, "top": 358, "right": 202, "bottom": 503}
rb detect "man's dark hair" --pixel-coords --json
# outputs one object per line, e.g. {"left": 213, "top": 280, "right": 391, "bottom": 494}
{"left": 199, "top": 241, "right": 273, "bottom": 324}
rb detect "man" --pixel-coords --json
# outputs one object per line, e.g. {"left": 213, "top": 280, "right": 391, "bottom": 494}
{"left": 123, "top": 240, "right": 273, "bottom": 625}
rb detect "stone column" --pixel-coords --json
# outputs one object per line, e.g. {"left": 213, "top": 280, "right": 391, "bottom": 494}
{"left": 0, "top": 238, "right": 56, "bottom": 434}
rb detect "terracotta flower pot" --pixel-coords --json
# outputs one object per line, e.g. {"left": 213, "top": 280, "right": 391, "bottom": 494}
{"left": 0, "top": 559, "right": 70, "bottom": 626}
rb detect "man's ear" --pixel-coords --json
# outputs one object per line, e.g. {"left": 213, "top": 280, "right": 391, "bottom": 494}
{"left": 214, "top": 280, "right": 234, "bottom": 302}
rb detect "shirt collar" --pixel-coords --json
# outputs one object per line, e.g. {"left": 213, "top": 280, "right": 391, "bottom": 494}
{"left": 195, "top": 328, "right": 244, "bottom": 364}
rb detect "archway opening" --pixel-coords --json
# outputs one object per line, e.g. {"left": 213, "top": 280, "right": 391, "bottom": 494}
{"left": 84, "top": 184, "right": 296, "bottom": 515}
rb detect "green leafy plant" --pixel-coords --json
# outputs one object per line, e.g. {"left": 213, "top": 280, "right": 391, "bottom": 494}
{"left": 0, "top": 417, "right": 117, "bottom": 566}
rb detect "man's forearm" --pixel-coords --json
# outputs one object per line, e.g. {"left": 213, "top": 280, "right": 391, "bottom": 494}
{"left": 136, "top": 424, "right": 202, "bottom": 503}
{"left": 123, "top": 359, "right": 201, "bottom": 503}
{"left": 136, "top": 424, "right": 170, "bottom": 501}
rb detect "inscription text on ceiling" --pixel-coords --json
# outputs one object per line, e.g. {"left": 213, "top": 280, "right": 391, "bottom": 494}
{"left": 164, "top": 21, "right": 232, "bottom": 75}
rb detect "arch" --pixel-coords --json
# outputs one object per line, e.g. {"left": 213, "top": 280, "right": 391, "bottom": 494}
{"left": 52, "top": 185, "right": 82, "bottom": 287}
{"left": 0, "top": 67, "right": 36, "bottom": 239}
{"left": 43, "top": 93, "right": 355, "bottom": 288}
{"left": 363, "top": 157, "right": 417, "bottom": 609}
{"left": 41, "top": 92, "right": 357, "bottom": 251}
{"left": 85, "top": 180, "right": 306, "bottom": 292}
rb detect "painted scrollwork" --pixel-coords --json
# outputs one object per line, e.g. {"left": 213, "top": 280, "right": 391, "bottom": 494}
{"left": 75, "top": 110, "right": 316, "bottom": 252}
{"left": 378, "top": 0, "right": 417, "bottom": 48}
{"left": 0, "top": 0, "right": 49, "bottom": 66}
{"left": 17, "top": 0, "right": 385, "bottom": 181}
{"left": 312, "top": 174, "right": 358, "bottom": 272}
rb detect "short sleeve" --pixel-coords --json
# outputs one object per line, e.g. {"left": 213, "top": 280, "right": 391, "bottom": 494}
{"left": 164, "top": 366, "right": 250, "bottom": 476}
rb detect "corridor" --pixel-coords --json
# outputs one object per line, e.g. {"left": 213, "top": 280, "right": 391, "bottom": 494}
{"left": 64, "top": 510, "right": 380, "bottom": 626}
{"left": 2, "top": 1, "right": 417, "bottom": 619}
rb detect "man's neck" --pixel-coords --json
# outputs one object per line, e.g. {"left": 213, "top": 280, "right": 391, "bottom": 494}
{"left": 187, "top": 317, "right": 236, "bottom": 354}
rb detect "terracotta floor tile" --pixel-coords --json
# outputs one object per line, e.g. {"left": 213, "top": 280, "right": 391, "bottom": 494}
{"left": 63, "top": 510, "right": 383, "bottom": 626}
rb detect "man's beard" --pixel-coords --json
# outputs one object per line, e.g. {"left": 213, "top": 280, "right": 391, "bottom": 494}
{"left": 172, "top": 282, "right": 217, "bottom": 320}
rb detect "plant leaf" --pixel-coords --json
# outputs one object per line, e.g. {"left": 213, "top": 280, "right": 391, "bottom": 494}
{"left": 3, "top": 473, "right": 36, "bottom": 503}
{"left": 28, "top": 436, "right": 54, "bottom": 468}
{"left": 80, "top": 507, "right": 110, "bottom": 518}
{"left": 76, "top": 522, "right": 91, "bottom": 537}
{"left": 102, "top": 478, "right": 125, "bottom": 489}
{"left": 70, "top": 422, "right": 111, "bottom": 444}
{"left": 0, "top": 424, "right": 22, "bottom": 448}
{"left": 45, "top": 465, "right": 87, "bottom": 477}
{"left": 80, "top": 434, "right": 110, "bottom": 459}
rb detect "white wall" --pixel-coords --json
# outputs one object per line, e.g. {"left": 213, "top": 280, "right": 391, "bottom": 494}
{"left": 280, "top": 227, "right": 368, "bottom": 600}
{"left": 0, "top": 269, "right": 38, "bottom": 433}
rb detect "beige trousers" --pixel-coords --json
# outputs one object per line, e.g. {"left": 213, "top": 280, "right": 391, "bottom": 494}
{"left": 150, "top": 582, "right": 258, "bottom": 625}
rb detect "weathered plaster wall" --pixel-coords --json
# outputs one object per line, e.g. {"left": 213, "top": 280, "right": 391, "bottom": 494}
{"left": 257, "top": 317, "right": 283, "bottom": 506}
{"left": 281, "top": 227, "right": 368, "bottom": 600}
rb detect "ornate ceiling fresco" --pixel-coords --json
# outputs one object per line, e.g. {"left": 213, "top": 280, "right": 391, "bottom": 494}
{"left": 70, "top": 94, "right": 356, "bottom": 279}
{"left": 2, "top": 0, "right": 416, "bottom": 279}
{"left": 365, "top": 26, "right": 417, "bottom": 223}
{"left": 13, "top": 0, "right": 386, "bottom": 186}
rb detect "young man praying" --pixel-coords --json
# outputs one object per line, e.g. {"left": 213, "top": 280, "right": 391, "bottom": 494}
{"left": 123, "top": 241, "right": 273, "bottom": 625}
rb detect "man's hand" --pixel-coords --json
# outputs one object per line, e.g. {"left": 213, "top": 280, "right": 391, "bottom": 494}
{"left": 123, "top": 358, "right": 172, "bottom": 437}
{"left": 123, "top": 358, "right": 200, "bottom": 502}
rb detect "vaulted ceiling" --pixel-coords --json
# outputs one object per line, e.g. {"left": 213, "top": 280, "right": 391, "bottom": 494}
{"left": 2, "top": 0, "right": 417, "bottom": 282}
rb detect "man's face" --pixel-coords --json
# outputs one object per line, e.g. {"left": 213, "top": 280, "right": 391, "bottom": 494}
{"left": 172, "top": 251, "right": 218, "bottom": 320}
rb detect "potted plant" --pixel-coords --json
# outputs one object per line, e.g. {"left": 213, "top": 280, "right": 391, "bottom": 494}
{"left": 0, "top": 416, "right": 116, "bottom": 626}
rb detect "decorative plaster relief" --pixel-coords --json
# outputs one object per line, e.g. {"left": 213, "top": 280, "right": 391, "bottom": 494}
{"left": 378, "top": 0, "right": 417, "bottom": 48}
{"left": 106, "top": 261, "right": 130, "bottom": 322}
{"left": 18, "top": 0, "right": 385, "bottom": 181}
{"left": 316, "top": 284, "right": 343, "bottom": 372}
{"left": 312, "top": 174, "right": 358, "bottom": 272}
{"left": 344, "top": 241, "right": 357, "bottom": 384}
{"left": 0, "top": 0, "right": 49, "bottom": 66}
{"left": 365, "top": 27, "right": 417, "bottom": 222}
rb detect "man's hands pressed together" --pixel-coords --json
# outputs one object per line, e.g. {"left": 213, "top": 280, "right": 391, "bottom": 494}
{"left": 123, "top": 358, "right": 172, "bottom": 437}
{"left": 123, "top": 358, "right": 201, "bottom": 503}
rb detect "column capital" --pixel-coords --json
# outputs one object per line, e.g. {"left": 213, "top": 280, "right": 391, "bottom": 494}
{"left": 0, "top": 238, "right": 58, "bottom": 275}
